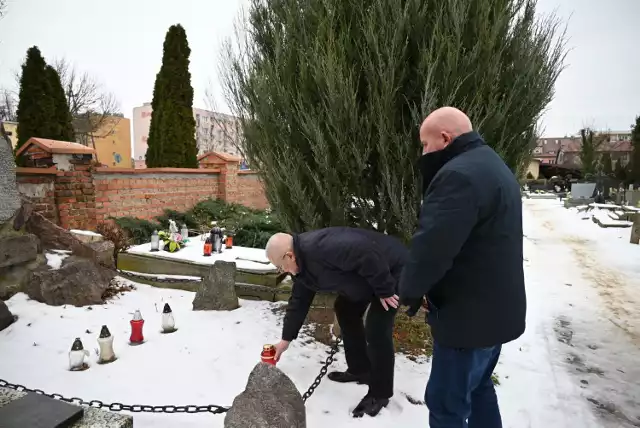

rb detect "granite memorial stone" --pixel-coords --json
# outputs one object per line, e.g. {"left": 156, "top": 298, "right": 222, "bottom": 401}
{"left": 0, "top": 128, "right": 21, "bottom": 224}
{"left": 192, "top": 260, "right": 239, "bottom": 311}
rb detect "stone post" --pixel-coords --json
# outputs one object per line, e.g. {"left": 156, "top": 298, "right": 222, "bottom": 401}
{"left": 192, "top": 260, "right": 240, "bottom": 311}
{"left": 631, "top": 213, "right": 640, "bottom": 245}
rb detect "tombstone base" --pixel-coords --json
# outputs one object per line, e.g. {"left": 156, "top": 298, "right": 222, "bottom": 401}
{"left": 69, "top": 363, "right": 90, "bottom": 372}
{"left": 97, "top": 356, "right": 118, "bottom": 365}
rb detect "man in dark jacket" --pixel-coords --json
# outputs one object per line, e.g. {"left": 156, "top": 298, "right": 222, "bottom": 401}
{"left": 399, "top": 107, "right": 526, "bottom": 428}
{"left": 266, "top": 228, "right": 407, "bottom": 418}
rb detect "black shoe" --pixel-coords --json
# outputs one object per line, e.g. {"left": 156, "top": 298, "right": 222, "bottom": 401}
{"left": 327, "top": 371, "right": 370, "bottom": 385}
{"left": 352, "top": 395, "right": 390, "bottom": 418}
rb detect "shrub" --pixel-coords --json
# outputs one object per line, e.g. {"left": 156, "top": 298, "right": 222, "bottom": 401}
{"left": 111, "top": 217, "right": 161, "bottom": 245}
{"left": 155, "top": 209, "right": 199, "bottom": 231}
{"left": 96, "top": 221, "right": 131, "bottom": 264}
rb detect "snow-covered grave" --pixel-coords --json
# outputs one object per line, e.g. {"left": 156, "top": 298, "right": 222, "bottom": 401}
{"left": 2, "top": 198, "right": 640, "bottom": 427}
{"left": 573, "top": 202, "right": 638, "bottom": 228}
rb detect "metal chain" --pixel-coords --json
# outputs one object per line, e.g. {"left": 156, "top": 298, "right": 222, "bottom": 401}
{"left": 116, "top": 269, "right": 201, "bottom": 285}
{"left": 301, "top": 337, "right": 341, "bottom": 403}
{"left": 0, "top": 379, "right": 229, "bottom": 414}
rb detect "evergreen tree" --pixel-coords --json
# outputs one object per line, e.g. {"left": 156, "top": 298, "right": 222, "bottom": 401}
{"left": 599, "top": 153, "right": 613, "bottom": 176}
{"left": 579, "top": 128, "right": 607, "bottom": 177}
{"left": 614, "top": 158, "right": 627, "bottom": 182}
{"left": 45, "top": 65, "right": 75, "bottom": 142}
{"left": 146, "top": 24, "right": 197, "bottom": 168}
{"left": 15, "top": 46, "right": 55, "bottom": 153}
{"left": 630, "top": 116, "right": 640, "bottom": 185}
{"left": 223, "top": 0, "right": 567, "bottom": 239}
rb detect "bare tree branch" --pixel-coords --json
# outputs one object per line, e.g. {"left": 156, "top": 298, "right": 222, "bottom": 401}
{"left": 51, "top": 58, "right": 122, "bottom": 147}
{"left": 204, "top": 86, "right": 246, "bottom": 159}
{"left": 0, "top": 88, "right": 17, "bottom": 122}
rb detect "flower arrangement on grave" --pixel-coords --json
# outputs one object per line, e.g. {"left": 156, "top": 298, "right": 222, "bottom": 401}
{"left": 157, "top": 220, "right": 187, "bottom": 252}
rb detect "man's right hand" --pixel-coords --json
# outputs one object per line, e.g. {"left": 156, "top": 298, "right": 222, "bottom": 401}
{"left": 274, "top": 340, "right": 290, "bottom": 362}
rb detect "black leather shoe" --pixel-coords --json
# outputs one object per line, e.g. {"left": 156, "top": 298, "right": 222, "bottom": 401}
{"left": 327, "top": 371, "right": 370, "bottom": 385}
{"left": 352, "top": 395, "right": 390, "bottom": 418}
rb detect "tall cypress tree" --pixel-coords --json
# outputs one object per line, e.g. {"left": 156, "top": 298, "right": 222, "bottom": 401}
{"left": 16, "top": 46, "right": 55, "bottom": 152}
{"left": 600, "top": 153, "right": 613, "bottom": 176}
{"left": 45, "top": 65, "right": 75, "bottom": 142}
{"left": 146, "top": 24, "right": 197, "bottom": 168}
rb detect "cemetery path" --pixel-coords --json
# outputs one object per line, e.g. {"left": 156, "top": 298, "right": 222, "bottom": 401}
{"left": 525, "top": 199, "right": 640, "bottom": 428}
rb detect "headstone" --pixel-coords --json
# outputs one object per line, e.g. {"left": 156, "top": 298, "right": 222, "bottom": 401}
{"left": 631, "top": 214, "right": 640, "bottom": 245}
{"left": 0, "top": 130, "right": 21, "bottom": 224}
{"left": 0, "top": 235, "right": 39, "bottom": 269}
{"left": 0, "top": 300, "right": 15, "bottom": 332}
{"left": 570, "top": 183, "right": 596, "bottom": 200}
{"left": 193, "top": 261, "right": 239, "bottom": 311}
{"left": 0, "top": 392, "right": 84, "bottom": 428}
{"left": 224, "top": 363, "right": 306, "bottom": 428}
{"left": 24, "top": 256, "right": 115, "bottom": 307}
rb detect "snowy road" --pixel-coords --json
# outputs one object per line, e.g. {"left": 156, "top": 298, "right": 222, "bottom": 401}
{"left": 1, "top": 199, "right": 639, "bottom": 427}
{"left": 514, "top": 199, "right": 640, "bottom": 427}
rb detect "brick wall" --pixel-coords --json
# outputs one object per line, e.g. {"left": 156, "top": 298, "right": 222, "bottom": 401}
{"left": 93, "top": 169, "right": 222, "bottom": 221}
{"left": 238, "top": 171, "right": 269, "bottom": 209}
{"left": 15, "top": 151, "right": 269, "bottom": 231}
{"left": 16, "top": 168, "right": 58, "bottom": 223}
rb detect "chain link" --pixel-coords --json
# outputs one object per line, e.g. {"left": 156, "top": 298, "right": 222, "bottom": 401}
{"left": 0, "top": 379, "right": 229, "bottom": 414}
{"left": 301, "top": 337, "right": 341, "bottom": 403}
{"left": 116, "top": 269, "right": 202, "bottom": 285}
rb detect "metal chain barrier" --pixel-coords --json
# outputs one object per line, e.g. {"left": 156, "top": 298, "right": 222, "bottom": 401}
{"left": 301, "top": 337, "right": 341, "bottom": 403}
{"left": 0, "top": 338, "right": 342, "bottom": 413}
{"left": 115, "top": 269, "right": 202, "bottom": 285}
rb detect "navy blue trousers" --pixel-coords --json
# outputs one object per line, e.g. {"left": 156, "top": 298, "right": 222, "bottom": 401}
{"left": 426, "top": 342, "right": 503, "bottom": 428}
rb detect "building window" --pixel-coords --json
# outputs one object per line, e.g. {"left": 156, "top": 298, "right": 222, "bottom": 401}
{"left": 543, "top": 140, "right": 547, "bottom": 145}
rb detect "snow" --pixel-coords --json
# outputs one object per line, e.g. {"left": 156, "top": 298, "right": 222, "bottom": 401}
{"left": 70, "top": 229, "right": 102, "bottom": 237}
{"left": 1, "top": 199, "right": 639, "bottom": 427}
{"left": 127, "top": 236, "right": 278, "bottom": 274}
{"left": 119, "top": 271, "right": 202, "bottom": 281}
{"left": 45, "top": 250, "right": 71, "bottom": 270}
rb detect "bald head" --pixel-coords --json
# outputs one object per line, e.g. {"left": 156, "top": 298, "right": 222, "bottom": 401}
{"left": 265, "top": 233, "right": 299, "bottom": 274}
{"left": 420, "top": 107, "right": 473, "bottom": 154}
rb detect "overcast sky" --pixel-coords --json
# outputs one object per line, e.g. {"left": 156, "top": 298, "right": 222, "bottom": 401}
{"left": 0, "top": 0, "right": 638, "bottom": 137}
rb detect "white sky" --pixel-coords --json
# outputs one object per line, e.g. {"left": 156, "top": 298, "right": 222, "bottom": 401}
{"left": 0, "top": 0, "right": 638, "bottom": 137}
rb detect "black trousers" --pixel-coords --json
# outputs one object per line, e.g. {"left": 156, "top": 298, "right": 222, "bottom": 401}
{"left": 334, "top": 295, "right": 397, "bottom": 399}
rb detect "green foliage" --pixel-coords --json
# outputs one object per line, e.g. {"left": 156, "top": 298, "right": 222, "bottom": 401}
{"left": 631, "top": 116, "right": 640, "bottom": 184}
{"left": 167, "top": 241, "right": 181, "bottom": 253}
{"left": 614, "top": 158, "right": 627, "bottom": 181}
{"left": 526, "top": 172, "right": 535, "bottom": 179}
{"left": 45, "top": 65, "right": 75, "bottom": 142}
{"left": 114, "top": 199, "right": 285, "bottom": 248}
{"left": 599, "top": 153, "right": 613, "bottom": 176}
{"left": 146, "top": 24, "right": 197, "bottom": 168}
{"left": 222, "top": 0, "right": 567, "bottom": 240}
{"left": 579, "top": 128, "right": 607, "bottom": 176}
{"left": 16, "top": 46, "right": 55, "bottom": 155}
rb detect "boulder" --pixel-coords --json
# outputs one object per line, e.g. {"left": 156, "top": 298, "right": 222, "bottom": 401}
{"left": 24, "top": 256, "right": 115, "bottom": 306}
{"left": 0, "top": 254, "right": 46, "bottom": 300}
{"left": 0, "top": 234, "right": 39, "bottom": 269}
{"left": 0, "top": 130, "right": 21, "bottom": 224}
{"left": 192, "top": 261, "right": 239, "bottom": 311}
{"left": 0, "top": 300, "right": 16, "bottom": 332}
{"left": 224, "top": 363, "right": 306, "bottom": 428}
{"left": 85, "top": 240, "right": 115, "bottom": 269}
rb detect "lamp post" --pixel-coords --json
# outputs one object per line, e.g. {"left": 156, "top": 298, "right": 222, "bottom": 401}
{"left": 129, "top": 309, "right": 145, "bottom": 345}
{"left": 161, "top": 303, "right": 177, "bottom": 334}
{"left": 150, "top": 230, "right": 160, "bottom": 252}
{"left": 69, "top": 338, "right": 90, "bottom": 371}
{"left": 97, "top": 325, "right": 117, "bottom": 364}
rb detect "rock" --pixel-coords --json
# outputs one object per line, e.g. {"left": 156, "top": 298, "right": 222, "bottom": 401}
{"left": 85, "top": 240, "right": 115, "bottom": 269}
{"left": 192, "top": 261, "right": 239, "bottom": 311}
{"left": 631, "top": 213, "right": 640, "bottom": 245}
{"left": 0, "top": 234, "right": 39, "bottom": 269}
{"left": 70, "top": 230, "right": 104, "bottom": 243}
{"left": 224, "top": 363, "right": 306, "bottom": 428}
{"left": 0, "top": 300, "right": 16, "bottom": 332}
{"left": 0, "top": 130, "right": 21, "bottom": 225}
{"left": 0, "top": 254, "right": 46, "bottom": 300}
{"left": 24, "top": 256, "right": 115, "bottom": 306}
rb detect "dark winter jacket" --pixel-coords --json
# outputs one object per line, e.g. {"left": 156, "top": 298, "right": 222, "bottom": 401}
{"left": 281, "top": 227, "right": 407, "bottom": 342}
{"left": 399, "top": 131, "right": 526, "bottom": 349}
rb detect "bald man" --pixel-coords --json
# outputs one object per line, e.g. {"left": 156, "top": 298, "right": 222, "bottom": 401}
{"left": 265, "top": 228, "right": 407, "bottom": 418}
{"left": 399, "top": 107, "right": 526, "bottom": 428}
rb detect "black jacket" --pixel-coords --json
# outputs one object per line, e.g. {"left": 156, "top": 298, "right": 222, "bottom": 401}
{"left": 399, "top": 131, "right": 526, "bottom": 348}
{"left": 282, "top": 227, "right": 407, "bottom": 341}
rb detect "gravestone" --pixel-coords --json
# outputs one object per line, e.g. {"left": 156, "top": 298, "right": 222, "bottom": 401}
{"left": 193, "top": 261, "right": 239, "bottom": 311}
{"left": 0, "top": 129, "right": 21, "bottom": 224}
{"left": 631, "top": 214, "right": 640, "bottom": 245}
{"left": 570, "top": 183, "right": 596, "bottom": 200}
{"left": 224, "top": 363, "right": 306, "bottom": 428}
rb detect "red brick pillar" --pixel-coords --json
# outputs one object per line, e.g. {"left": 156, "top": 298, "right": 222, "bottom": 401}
{"left": 219, "top": 160, "right": 239, "bottom": 204}
{"left": 55, "top": 156, "right": 97, "bottom": 230}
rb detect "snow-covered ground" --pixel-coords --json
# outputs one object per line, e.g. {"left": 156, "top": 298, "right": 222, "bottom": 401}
{"left": 1, "top": 199, "right": 639, "bottom": 427}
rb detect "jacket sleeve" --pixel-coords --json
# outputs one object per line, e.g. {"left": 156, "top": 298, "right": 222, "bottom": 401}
{"left": 399, "top": 169, "right": 479, "bottom": 301}
{"left": 322, "top": 235, "right": 397, "bottom": 299}
{"left": 281, "top": 280, "right": 316, "bottom": 342}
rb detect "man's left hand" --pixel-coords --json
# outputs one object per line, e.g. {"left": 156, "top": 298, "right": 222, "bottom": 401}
{"left": 380, "top": 294, "right": 399, "bottom": 311}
